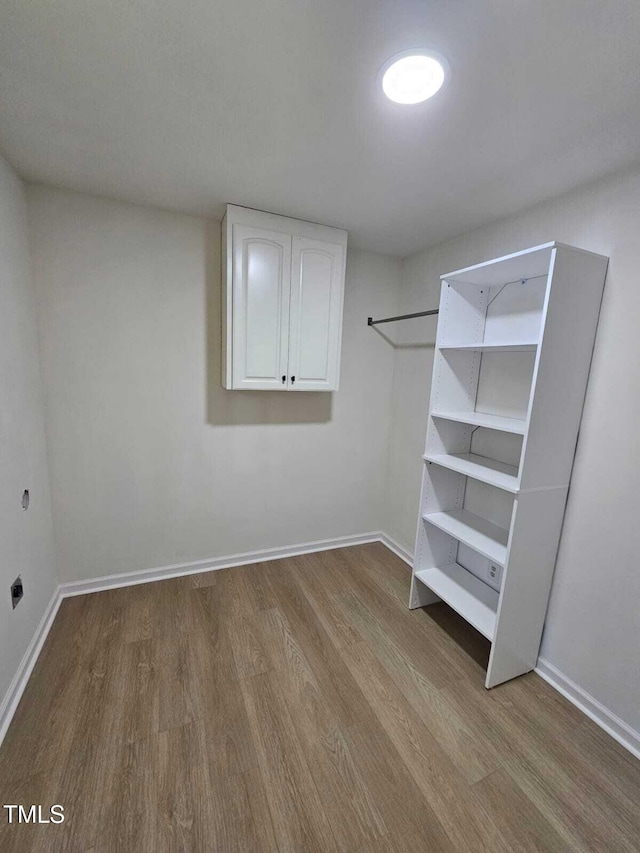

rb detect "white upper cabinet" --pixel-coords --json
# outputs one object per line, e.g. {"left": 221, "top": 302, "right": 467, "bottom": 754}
{"left": 222, "top": 205, "right": 347, "bottom": 391}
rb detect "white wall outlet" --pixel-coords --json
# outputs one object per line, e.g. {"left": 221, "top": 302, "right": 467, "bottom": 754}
{"left": 487, "top": 563, "right": 503, "bottom": 589}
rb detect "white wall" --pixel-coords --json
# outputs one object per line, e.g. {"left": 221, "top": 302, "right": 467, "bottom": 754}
{"left": 386, "top": 163, "right": 640, "bottom": 733}
{"left": 27, "top": 186, "right": 400, "bottom": 583}
{"left": 0, "top": 157, "right": 57, "bottom": 709}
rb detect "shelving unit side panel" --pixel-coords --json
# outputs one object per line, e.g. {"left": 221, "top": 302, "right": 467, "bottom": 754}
{"left": 427, "top": 281, "right": 486, "bottom": 451}
{"left": 412, "top": 464, "right": 464, "bottom": 570}
{"left": 411, "top": 279, "right": 482, "bottom": 608}
{"left": 410, "top": 466, "right": 450, "bottom": 608}
{"left": 410, "top": 465, "right": 431, "bottom": 610}
{"left": 410, "top": 571, "right": 439, "bottom": 608}
{"left": 436, "top": 280, "right": 488, "bottom": 347}
{"left": 485, "top": 487, "right": 568, "bottom": 687}
{"left": 429, "top": 350, "right": 482, "bottom": 415}
{"left": 519, "top": 247, "right": 608, "bottom": 491}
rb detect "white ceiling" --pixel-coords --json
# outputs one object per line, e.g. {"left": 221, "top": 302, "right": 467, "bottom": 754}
{"left": 2, "top": 0, "right": 640, "bottom": 256}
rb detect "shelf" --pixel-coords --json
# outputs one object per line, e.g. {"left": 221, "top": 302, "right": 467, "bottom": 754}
{"left": 423, "top": 509, "right": 509, "bottom": 567}
{"left": 439, "top": 341, "right": 538, "bottom": 353}
{"left": 424, "top": 452, "right": 520, "bottom": 493}
{"left": 414, "top": 563, "right": 498, "bottom": 640}
{"left": 431, "top": 411, "right": 527, "bottom": 435}
{"left": 440, "top": 243, "right": 555, "bottom": 288}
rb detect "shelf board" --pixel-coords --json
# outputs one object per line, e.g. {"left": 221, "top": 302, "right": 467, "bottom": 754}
{"left": 424, "top": 452, "right": 520, "bottom": 493}
{"left": 440, "top": 243, "right": 554, "bottom": 288}
{"left": 423, "top": 509, "right": 509, "bottom": 567}
{"left": 439, "top": 341, "right": 538, "bottom": 353}
{"left": 414, "top": 563, "right": 498, "bottom": 640}
{"left": 431, "top": 411, "right": 527, "bottom": 435}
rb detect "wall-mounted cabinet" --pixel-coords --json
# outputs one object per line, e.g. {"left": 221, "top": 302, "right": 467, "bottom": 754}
{"left": 410, "top": 242, "right": 608, "bottom": 688}
{"left": 221, "top": 205, "right": 347, "bottom": 391}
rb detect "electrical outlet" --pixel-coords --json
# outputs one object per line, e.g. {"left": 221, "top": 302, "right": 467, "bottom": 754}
{"left": 11, "top": 576, "right": 23, "bottom": 610}
{"left": 487, "top": 564, "right": 502, "bottom": 588}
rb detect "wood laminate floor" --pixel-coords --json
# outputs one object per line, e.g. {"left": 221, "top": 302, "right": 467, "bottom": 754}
{"left": 1, "top": 543, "right": 639, "bottom": 852}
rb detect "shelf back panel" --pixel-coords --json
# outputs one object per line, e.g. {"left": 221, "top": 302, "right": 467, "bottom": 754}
{"left": 483, "top": 277, "right": 547, "bottom": 344}
{"left": 475, "top": 352, "right": 536, "bottom": 420}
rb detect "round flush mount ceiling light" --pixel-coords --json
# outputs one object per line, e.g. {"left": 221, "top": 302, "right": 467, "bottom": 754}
{"left": 380, "top": 49, "right": 448, "bottom": 104}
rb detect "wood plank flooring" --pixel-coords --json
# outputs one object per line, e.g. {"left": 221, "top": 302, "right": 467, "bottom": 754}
{"left": 1, "top": 543, "right": 638, "bottom": 852}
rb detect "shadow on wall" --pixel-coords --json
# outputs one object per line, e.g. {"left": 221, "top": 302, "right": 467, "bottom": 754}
{"left": 204, "top": 220, "right": 333, "bottom": 426}
{"left": 370, "top": 326, "right": 436, "bottom": 350}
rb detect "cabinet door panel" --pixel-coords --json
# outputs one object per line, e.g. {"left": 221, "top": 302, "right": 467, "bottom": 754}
{"left": 232, "top": 225, "right": 291, "bottom": 389}
{"left": 288, "top": 237, "right": 345, "bottom": 391}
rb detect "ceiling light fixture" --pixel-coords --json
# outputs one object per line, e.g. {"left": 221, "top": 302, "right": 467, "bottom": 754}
{"left": 380, "top": 49, "right": 448, "bottom": 104}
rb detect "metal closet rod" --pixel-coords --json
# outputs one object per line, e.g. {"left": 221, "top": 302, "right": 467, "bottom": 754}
{"left": 367, "top": 273, "right": 548, "bottom": 326}
{"left": 367, "top": 308, "right": 439, "bottom": 326}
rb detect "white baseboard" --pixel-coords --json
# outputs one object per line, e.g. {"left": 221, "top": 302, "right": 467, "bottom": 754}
{"left": 57, "top": 531, "right": 383, "bottom": 598}
{"left": 535, "top": 657, "right": 640, "bottom": 761}
{"left": 3, "top": 533, "right": 639, "bottom": 766}
{"left": 378, "top": 532, "right": 413, "bottom": 567}
{"left": 0, "top": 589, "right": 62, "bottom": 745}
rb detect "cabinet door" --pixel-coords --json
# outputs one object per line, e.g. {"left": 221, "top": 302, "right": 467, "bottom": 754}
{"left": 288, "top": 237, "right": 345, "bottom": 391}
{"left": 232, "top": 225, "right": 292, "bottom": 390}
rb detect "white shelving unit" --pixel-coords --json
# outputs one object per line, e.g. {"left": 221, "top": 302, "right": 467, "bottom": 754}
{"left": 409, "top": 242, "right": 608, "bottom": 688}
